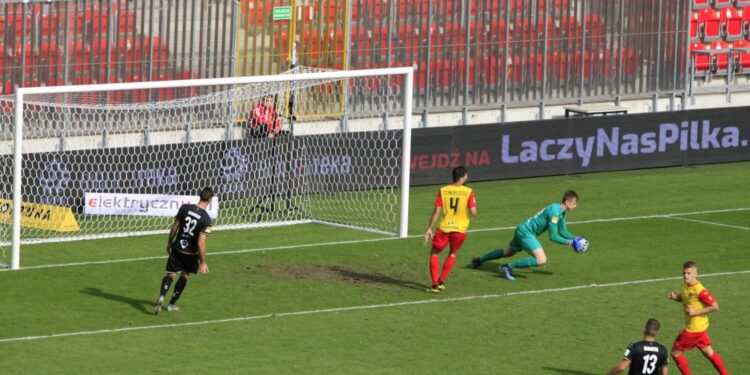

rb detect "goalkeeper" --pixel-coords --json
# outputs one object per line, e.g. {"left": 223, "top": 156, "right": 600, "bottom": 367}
{"left": 471, "top": 190, "right": 585, "bottom": 281}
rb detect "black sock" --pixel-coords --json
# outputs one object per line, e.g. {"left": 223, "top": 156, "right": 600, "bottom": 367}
{"left": 159, "top": 275, "right": 173, "bottom": 297}
{"left": 169, "top": 277, "right": 188, "bottom": 305}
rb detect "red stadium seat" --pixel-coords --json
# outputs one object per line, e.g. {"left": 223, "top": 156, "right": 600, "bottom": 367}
{"left": 690, "top": 11, "right": 700, "bottom": 40}
{"left": 689, "top": 41, "right": 712, "bottom": 74}
{"left": 719, "top": 7, "right": 742, "bottom": 41}
{"left": 710, "top": 40, "right": 730, "bottom": 74}
{"left": 730, "top": 39, "right": 750, "bottom": 73}
{"left": 698, "top": 9, "right": 721, "bottom": 42}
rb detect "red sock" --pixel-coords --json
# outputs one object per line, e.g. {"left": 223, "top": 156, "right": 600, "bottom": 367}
{"left": 709, "top": 352, "right": 729, "bottom": 375}
{"left": 438, "top": 254, "right": 456, "bottom": 283}
{"left": 673, "top": 354, "right": 692, "bottom": 375}
{"left": 429, "top": 255, "right": 440, "bottom": 286}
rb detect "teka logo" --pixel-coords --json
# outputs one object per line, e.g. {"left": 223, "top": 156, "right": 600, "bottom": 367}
{"left": 219, "top": 147, "right": 248, "bottom": 193}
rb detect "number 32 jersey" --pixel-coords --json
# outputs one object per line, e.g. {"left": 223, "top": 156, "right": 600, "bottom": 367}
{"left": 172, "top": 204, "right": 213, "bottom": 254}
{"left": 623, "top": 340, "right": 669, "bottom": 375}
{"left": 435, "top": 185, "right": 476, "bottom": 233}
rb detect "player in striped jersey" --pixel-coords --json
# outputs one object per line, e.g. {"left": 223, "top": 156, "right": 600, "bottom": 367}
{"left": 423, "top": 166, "right": 477, "bottom": 293}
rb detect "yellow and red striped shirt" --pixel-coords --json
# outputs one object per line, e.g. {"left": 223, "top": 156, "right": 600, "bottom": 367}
{"left": 681, "top": 280, "right": 716, "bottom": 333}
{"left": 435, "top": 185, "right": 476, "bottom": 233}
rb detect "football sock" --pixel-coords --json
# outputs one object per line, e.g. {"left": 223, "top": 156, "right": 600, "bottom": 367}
{"left": 169, "top": 277, "right": 188, "bottom": 305}
{"left": 708, "top": 352, "right": 728, "bottom": 375}
{"left": 159, "top": 275, "right": 173, "bottom": 297}
{"left": 508, "top": 257, "right": 538, "bottom": 269}
{"left": 430, "top": 255, "right": 440, "bottom": 286}
{"left": 673, "top": 354, "right": 692, "bottom": 375}
{"left": 438, "top": 255, "right": 456, "bottom": 283}
{"left": 479, "top": 248, "right": 505, "bottom": 263}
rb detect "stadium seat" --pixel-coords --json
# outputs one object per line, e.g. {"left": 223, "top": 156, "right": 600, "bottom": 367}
{"left": 730, "top": 39, "right": 750, "bottom": 74}
{"left": 692, "top": 0, "right": 711, "bottom": 9}
{"left": 720, "top": 7, "right": 742, "bottom": 41}
{"left": 698, "top": 9, "right": 721, "bottom": 42}
{"left": 713, "top": 0, "right": 732, "bottom": 9}
{"left": 691, "top": 11, "right": 700, "bottom": 40}
{"left": 689, "top": 41, "right": 713, "bottom": 75}
{"left": 710, "top": 40, "right": 730, "bottom": 74}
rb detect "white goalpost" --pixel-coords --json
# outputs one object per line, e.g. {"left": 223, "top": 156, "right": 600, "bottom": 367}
{"left": 1, "top": 66, "right": 414, "bottom": 270}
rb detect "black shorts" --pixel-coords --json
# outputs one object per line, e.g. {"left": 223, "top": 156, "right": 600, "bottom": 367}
{"left": 166, "top": 250, "right": 200, "bottom": 274}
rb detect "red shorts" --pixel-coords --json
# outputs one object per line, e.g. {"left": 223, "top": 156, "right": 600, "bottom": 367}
{"left": 672, "top": 330, "right": 712, "bottom": 351}
{"left": 431, "top": 230, "right": 467, "bottom": 253}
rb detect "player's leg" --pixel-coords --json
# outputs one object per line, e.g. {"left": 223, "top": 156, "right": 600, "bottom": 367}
{"left": 429, "top": 230, "right": 449, "bottom": 292}
{"left": 500, "top": 236, "right": 544, "bottom": 279}
{"left": 168, "top": 252, "right": 200, "bottom": 311}
{"left": 671, "top": 331, "right": 695, "bottom": 375}
{"left": 472, "top": 232, "right": 521, "bottom": 268}
{"left": 155, "top": 252, "right": 182, "bottom": 314}
{"left": 437, "top": 232, "right": 467, "bottom": 288}
{"left": 167, "top": 272, "right": 190, "bottom": 312}
{"left": 698, "top": 340, "right": 729, "bottom": 375}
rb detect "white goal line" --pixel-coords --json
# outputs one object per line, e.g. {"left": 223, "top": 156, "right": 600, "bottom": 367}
{"left": 0, "top": 269, "right": 747, "bottom": 344}
{"left": 2, "top": 206, "right": 749, "bottom": 272}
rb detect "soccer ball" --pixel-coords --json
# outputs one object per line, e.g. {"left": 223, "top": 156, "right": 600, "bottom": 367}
{"left": 575, "top": 238, "right": 589, "bottom": 253}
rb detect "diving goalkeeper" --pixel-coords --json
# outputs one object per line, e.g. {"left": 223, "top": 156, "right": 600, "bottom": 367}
{"left": 471, "top": 190, "right": 586, "bottom": 281}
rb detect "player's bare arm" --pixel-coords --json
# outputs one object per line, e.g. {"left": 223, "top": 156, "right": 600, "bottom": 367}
{"left": 686, "top": 301, "right": 719, "bottom": 316}
{"left": 197, "top": 233, "right": 209, "bottom": 274}
{"left": 667, "top": 291, "right": 682, "bottom": 301}
{"left": 424, "top": 206, "right": 441, "bottom": 244}
{"left": 606, "top": 358, "right": 630, "bottom": 375}
{"left": 469, "top": 205, "right": 477, "bottom": 217}
{"left": 167, "top": 218, "right": 180, "bottom": 254}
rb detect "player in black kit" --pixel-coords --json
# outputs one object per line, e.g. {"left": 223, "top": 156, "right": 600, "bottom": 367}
{"left": 153, "top": 187, "right": 214, "bottom": 315}
{"left": 608, "top": 318, "right": 669, "bottom": 375}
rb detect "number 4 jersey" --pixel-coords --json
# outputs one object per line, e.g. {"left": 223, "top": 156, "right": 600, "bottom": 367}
{"left": 435, "top": 185, "right": 476, "bottom": 233}
{"left": 624, "top": 340, "right": 669, "bottom": 375}
{"left": 171, "top": 204, "right": 213, "bottom": 254}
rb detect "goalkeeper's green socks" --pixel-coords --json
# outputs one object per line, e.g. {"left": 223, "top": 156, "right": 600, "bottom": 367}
{"left": 478, "top": 248, "right": 505, "bottom": 263}
{"left": 508, "top": 257, "right": 538, "bottom": 269}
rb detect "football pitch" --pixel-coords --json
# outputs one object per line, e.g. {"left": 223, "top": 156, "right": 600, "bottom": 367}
{"left": 1, "top": 161, "right": 749, "bottom": 374}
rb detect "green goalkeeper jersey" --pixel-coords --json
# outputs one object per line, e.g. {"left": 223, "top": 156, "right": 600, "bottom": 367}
{"left": 517, "top": 203, "right": 576, "bottom": 245}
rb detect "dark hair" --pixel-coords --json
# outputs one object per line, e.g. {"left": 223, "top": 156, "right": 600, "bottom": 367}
{"left": 683, "top": 261, "right": 697, "bottom": 270}
{"left": 199, "top": 187, "right": 214, "bottom": 202}
{"left": 562, "top": 190, "right": 579, "bottom": 203}
{"left": 452, "top": 166, "right": 467, "bottom": 182}
{"left": 644, "top": 318, "right": 660, "bottom": 336}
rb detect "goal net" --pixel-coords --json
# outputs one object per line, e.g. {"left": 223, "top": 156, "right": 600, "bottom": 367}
{"left": 0, "top": 66, "right": 414, "bottom": 269}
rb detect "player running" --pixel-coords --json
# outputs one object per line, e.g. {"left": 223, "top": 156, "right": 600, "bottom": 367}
{"left": 667, "top": 261, "right": 729, "bottom": 375}
{"left": 153, "top": 187, "right": 214, "bottom": 315}
{"left": 423, "top": 166, "right": 477, "bottom": 293}
{"left": 470, "top": 190, "right": 586, "bottom": 281}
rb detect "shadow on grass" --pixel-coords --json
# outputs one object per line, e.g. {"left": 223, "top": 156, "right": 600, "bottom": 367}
{"left": 327, "top": 266, "right": 428, "bottom": 291}
{"left": 80, "top": 287, "right": 154, "bottom": 315}
{"left": 540, "top": 367, "right": 597, "bottom": 375}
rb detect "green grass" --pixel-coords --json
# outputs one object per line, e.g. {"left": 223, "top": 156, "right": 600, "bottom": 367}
{"left": 1, "top": 161, "right": 750, "bottom": 374}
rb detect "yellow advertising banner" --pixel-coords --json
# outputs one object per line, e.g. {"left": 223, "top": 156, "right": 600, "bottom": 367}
{"left": 0, "top": 199, "right": 80, "bottom": 232}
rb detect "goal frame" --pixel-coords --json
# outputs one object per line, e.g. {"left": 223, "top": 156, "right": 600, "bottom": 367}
{"left": 9, "top": 67, "right": 415, "bottom": 270}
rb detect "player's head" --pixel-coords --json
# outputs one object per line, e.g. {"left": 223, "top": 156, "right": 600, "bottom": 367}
{"left": 643, "top": 318, "right": 660, "bottom": 338}
{"left": 199, "top": 187, "right": 214, "bottom": 203}
{"left": 682, "top": 261, "right": 698, "bottom": 284}
{"left": 452, "top": 166, "right": 468, "bottom": 184}
{"left": 561, "top": 190, "right": 578, "bottom": 211}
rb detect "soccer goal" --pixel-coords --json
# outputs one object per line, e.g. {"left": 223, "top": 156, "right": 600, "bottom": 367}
{"left": 0, "top": 66, "right": 414, "bottom": 269}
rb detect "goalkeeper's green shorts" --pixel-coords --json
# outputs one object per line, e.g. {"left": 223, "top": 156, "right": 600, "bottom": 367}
{"left": 509, "top": 229, "right": 542, "bottom": 254}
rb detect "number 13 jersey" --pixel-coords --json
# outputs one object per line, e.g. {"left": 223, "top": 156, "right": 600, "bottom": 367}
{"left": 435, "top": 185, "right": 476, "bottom": 233}
{"left": 172, "top": 204, "right": 213, "bottom": 254}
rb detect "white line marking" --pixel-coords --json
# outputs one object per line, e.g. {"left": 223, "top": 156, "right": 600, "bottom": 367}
{"left": 1, "top": 269, "right": 748, "bottom": 344}
{"left": 667, "top": 216, "right": 750, "bottom": 231}
{"left": 3, "top": 207, "right": 749, "bottom": 272}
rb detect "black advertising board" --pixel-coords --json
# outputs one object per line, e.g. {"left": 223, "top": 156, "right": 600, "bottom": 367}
{"left": 409, "top": 106, "right": 750, "bottom": 185}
